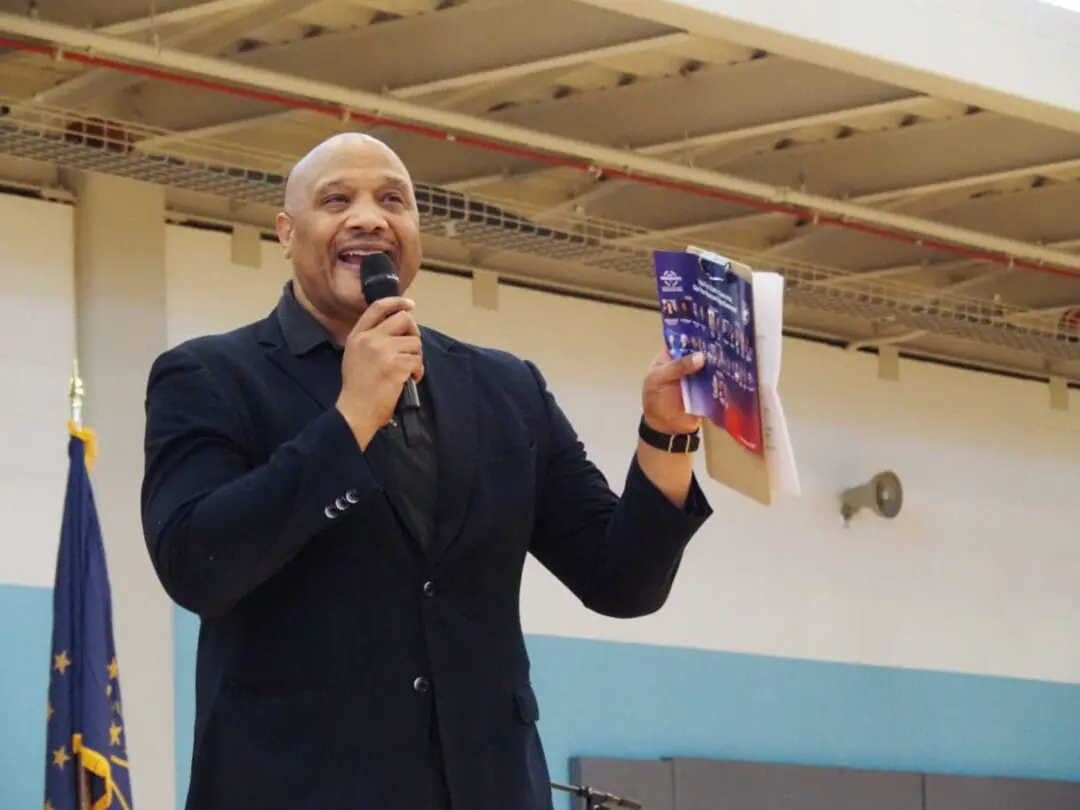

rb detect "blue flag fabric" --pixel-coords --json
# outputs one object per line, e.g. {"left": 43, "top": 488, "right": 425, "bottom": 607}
{"left": 44, "top": 429, "right": 133, "bottom": 810}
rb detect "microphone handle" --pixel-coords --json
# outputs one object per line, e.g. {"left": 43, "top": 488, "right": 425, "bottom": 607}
{"left": 398, "top": 378, "right": 421, "bottom": 447}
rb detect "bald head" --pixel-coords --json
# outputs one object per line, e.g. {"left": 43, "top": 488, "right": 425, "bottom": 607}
{"left": 274, "top": 130, "right": 423, "bottom": 342}
{"left": 283, "top": 132, "right": 412, "bottom": 214}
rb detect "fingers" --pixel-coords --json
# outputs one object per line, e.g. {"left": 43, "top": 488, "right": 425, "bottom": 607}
{"left": 347, "top": 306, "right": 420, "bottom": 354}
{"left": 649, "top": 348, "right": 673, "bottom": 369}
{"left": 654, "top": 351, "right": 704, "bottom": 382}
{"left": 353, "top": 296, "right": 415, "bottom": 333}
{"left": 373, "top": 346, "right": 424, "bottom": 381}
{"left": 375, "top": 310, "right": 421, "bottom": 338}
{"left": 395, "top": 351, "right": 425, "bottom": 383}
{"left": 346, "top": 297, "right": 424, "bottom": 379}
{"left": 391, "top": 335, "right": 423, "bottom": 355}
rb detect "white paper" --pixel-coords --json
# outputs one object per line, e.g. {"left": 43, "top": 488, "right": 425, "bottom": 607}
{"left": 687, "top": 246, "right": 801, "bottom": 498}
{"left": 746, "top": 270, "right": 801, "bottom": 498}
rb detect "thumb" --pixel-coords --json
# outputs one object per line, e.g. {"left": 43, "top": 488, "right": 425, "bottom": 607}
{"left": 657, "top": 351, "right": 705, "bottom": 382}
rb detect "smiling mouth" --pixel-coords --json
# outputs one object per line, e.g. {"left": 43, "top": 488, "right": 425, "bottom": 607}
{"left": 337, "top": 249, "right": 389, "bottom": 269}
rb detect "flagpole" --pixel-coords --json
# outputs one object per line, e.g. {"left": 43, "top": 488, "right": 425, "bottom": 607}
{"left": 68, "top": 358, "right": 91, "bottom": 808}
{"left": 69, "top": 358, "right": 84, "bottom": 431}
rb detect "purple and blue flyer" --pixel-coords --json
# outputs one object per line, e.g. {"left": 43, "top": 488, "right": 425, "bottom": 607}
{"left": 653, "top": 249, "right": 764, "bottom": 455}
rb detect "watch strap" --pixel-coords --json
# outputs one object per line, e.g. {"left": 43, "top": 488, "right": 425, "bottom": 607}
{"left": 638, "top": 416, "right": 701, "bottom": 453}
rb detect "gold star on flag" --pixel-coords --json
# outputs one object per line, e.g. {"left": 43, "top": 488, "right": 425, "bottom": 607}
{"left": 47, "top": 702, "right": 53, "bottom": 721}
{"left": 45, "top": 800, "right": 55, "bottom": 810}
{"left": 109, "top": 721, "right": 123, "bottom": 747}
{"left": 53, "top": 652, "right": 71, "bottom": 675}
{"left": 107, "top": 657, "right": 119, "bottom": 680}
{"left": 52, "top": 746, "right": 70, "bottom": 770}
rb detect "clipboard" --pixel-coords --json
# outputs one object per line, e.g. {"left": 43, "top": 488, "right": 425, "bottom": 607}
{"left": 687, "top": 249, "right": 773, "bottom": 506}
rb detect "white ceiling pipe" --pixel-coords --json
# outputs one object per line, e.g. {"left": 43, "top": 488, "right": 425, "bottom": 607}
{"left": 2, "top": 12, "right": 1080, "bottom": 274}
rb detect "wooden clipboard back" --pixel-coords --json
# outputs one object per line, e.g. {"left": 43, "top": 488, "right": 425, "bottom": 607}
{"left": 689, "top": 248, "right": 773, "bottom": 506}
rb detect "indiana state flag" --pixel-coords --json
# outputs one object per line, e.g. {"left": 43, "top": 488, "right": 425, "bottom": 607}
{"left": 44, "top": 423, "right": 133, "bottom": 810}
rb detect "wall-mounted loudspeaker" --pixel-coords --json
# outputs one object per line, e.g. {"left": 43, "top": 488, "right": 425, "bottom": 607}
{"left": 840, "top": 471, "right": 903, "bottom": 526}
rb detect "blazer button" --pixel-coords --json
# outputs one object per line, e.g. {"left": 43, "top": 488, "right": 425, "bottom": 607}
{"left": 423, "top": 581, "right": 435, "bottom": 597}
{"left": 413, "top": 677, "right": 430, "bottom": 693}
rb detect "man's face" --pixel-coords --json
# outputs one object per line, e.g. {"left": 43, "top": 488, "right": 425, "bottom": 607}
{"left": 276, "top": 138, "right": 422, "bottom": 329}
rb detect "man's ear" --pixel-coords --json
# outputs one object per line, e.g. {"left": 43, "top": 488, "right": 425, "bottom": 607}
{"left": 275, "top": 212, "right": 294, "bottom": 258}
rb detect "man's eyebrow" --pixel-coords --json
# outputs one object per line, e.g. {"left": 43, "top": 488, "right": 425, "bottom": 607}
{"left": 311, "top": 178, "right": 346, "bottom": 198}
{"left": 377, "top": 173, "right": 413, "bottom": 193}
{"left": 312, "top": 173, "right": 412, "bottom": 197}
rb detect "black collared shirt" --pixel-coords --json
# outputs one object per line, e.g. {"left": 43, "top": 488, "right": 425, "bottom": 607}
{"left": 276, "top": 282, "right": 439, "bottom": 552}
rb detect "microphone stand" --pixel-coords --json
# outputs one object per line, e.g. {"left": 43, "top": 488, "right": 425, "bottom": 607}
{"left": 550, "top": 780, "right": 643, "bottom": 810}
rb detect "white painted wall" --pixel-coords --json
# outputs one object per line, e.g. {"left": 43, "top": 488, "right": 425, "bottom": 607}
{"left": 165, "top": 219, "right": 1080, "bottom": 686}
{"left": 165, "top": 225, "right": 291, "bottom": 347}
{"left": 1, "top": 194, "right": 76, "bottom": 588}
{"left": 4, "top": 194, "right": 1080, "bottom": 810}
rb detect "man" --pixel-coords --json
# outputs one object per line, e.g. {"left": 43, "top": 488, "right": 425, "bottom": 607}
{"left": 141, "top": 133, "right": 713, "bottom": 810}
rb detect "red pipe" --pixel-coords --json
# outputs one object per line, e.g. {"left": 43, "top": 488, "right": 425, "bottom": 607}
{"left": 1, "top": 36, "right": 1077, "bottom": 283}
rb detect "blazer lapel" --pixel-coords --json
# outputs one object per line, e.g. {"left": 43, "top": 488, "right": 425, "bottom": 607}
{"left": 257, "top": 315, "right": 340, "bottom": 410}
{"left": 422, "top": 331, "right": 478, "bottom": 563}
{"left": 258, "top": 313, "right": 416, "bottom": 543}
{"left": 258, "top": 315, "right": 479, "bottom": 556}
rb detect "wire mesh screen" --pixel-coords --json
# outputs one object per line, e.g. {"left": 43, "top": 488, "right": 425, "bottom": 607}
{"left": 0, "top": 98, "right": 1077, "bottom": 361}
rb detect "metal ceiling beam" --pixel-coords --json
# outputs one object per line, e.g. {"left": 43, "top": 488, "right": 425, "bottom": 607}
{"left": 3, "top": 12, "right": 1080, "bottom": 274}
{"left": 575, "top": 0, "right": 1080, "bottom": 136}
{"left": 344, "top": 0, "right": 439, "bottom": 12}
{"left": 814, "top": 234, "right": 1080, "bottom": 291}
{"left": 223, "top": 0, "right": 526, "bottom": 63}
{"left": 858, "top": 156, "right": 1080, "bottom": 206}
{"left": 641, "top": 96, "right": 948, "bottom": 157}
{"left": 999, "top": 304, "right": 1077, "bottom": 327}
{"left": 444, "top": 94, "right": 949, "bottom": 197}
{"left": 936, "top": 266, "right": 1015, "bottom": 295}
{"left": 0, "top": 0, "right": 256, "bottom": 64}
{"left": 624, "top": 156, "right": 1080, "bottom": 243}
{"left": 111, "top": 0, "right": 671, "bottom": 135}
{"left": 131, "top": 34, "right": 695, "bottom": 148}
{"left": 845, "top": 329, "right": 927, "bottom": 352}
{"left": 134, "top": 110, "right": 302, "bottom": 150}
{"left": 30, "top": 0, "right": 326, "bottom": 108}
{"left": 389, "top": 32, "right": 694, "bottom": 98}
{"left": 443, "top": 171, "right": 511, "bottom": 191}
{"left": 528, "top": 96, "right": 959, "bottom": 222}
{"left": 99, "top": 0, "right": 265, "bottom": 36}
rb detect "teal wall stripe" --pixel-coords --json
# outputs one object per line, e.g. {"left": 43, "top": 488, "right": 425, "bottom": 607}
{"left": 173, "top": 609, "right": 1080, "bottom": 808}
{"left": 4, "top": 587, "right": 1078, "bottom": 810}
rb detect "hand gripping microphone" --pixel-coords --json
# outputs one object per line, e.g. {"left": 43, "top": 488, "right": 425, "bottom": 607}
{"left": 359, "top": 252, "right": 422, "bottom": 446}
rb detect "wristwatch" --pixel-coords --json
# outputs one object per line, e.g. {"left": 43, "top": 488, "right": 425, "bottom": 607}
{"left": 638, "top": 416, "right": 701, "bottom": 453}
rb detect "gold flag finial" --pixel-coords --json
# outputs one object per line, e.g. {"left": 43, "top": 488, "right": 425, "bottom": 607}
{"left": 67, "top": 358, "right": 97, "bottom": 470}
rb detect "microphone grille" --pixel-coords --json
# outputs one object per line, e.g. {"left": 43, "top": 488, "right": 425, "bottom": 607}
{"left": 360, "top": 251, "right": 397, "bottom": 283}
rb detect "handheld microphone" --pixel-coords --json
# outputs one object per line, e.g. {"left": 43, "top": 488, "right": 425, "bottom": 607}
{"left": 360, "top": 252, "right": 422, "bottom": 446}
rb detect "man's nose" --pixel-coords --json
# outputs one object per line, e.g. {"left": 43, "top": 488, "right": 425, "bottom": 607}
{"left": 344, "top": 200, "right": 387, "bottom": 231}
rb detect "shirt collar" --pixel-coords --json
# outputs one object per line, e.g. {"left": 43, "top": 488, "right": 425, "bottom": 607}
{"left": 275, "top": 281, "right": 341, "bottom": 356}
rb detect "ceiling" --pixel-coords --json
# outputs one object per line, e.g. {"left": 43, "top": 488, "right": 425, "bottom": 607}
{"left": 0, "top": 0, "right": 1079, "bottom": 384}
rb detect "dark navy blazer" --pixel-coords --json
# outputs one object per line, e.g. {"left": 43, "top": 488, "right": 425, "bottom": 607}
{"left": 141, "top": 304, "right": 712, "bottom": 810}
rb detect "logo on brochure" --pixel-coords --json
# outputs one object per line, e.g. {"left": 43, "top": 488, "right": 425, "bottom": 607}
{"left": 659, "top": 269, "right": 682, "bottom": 293}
